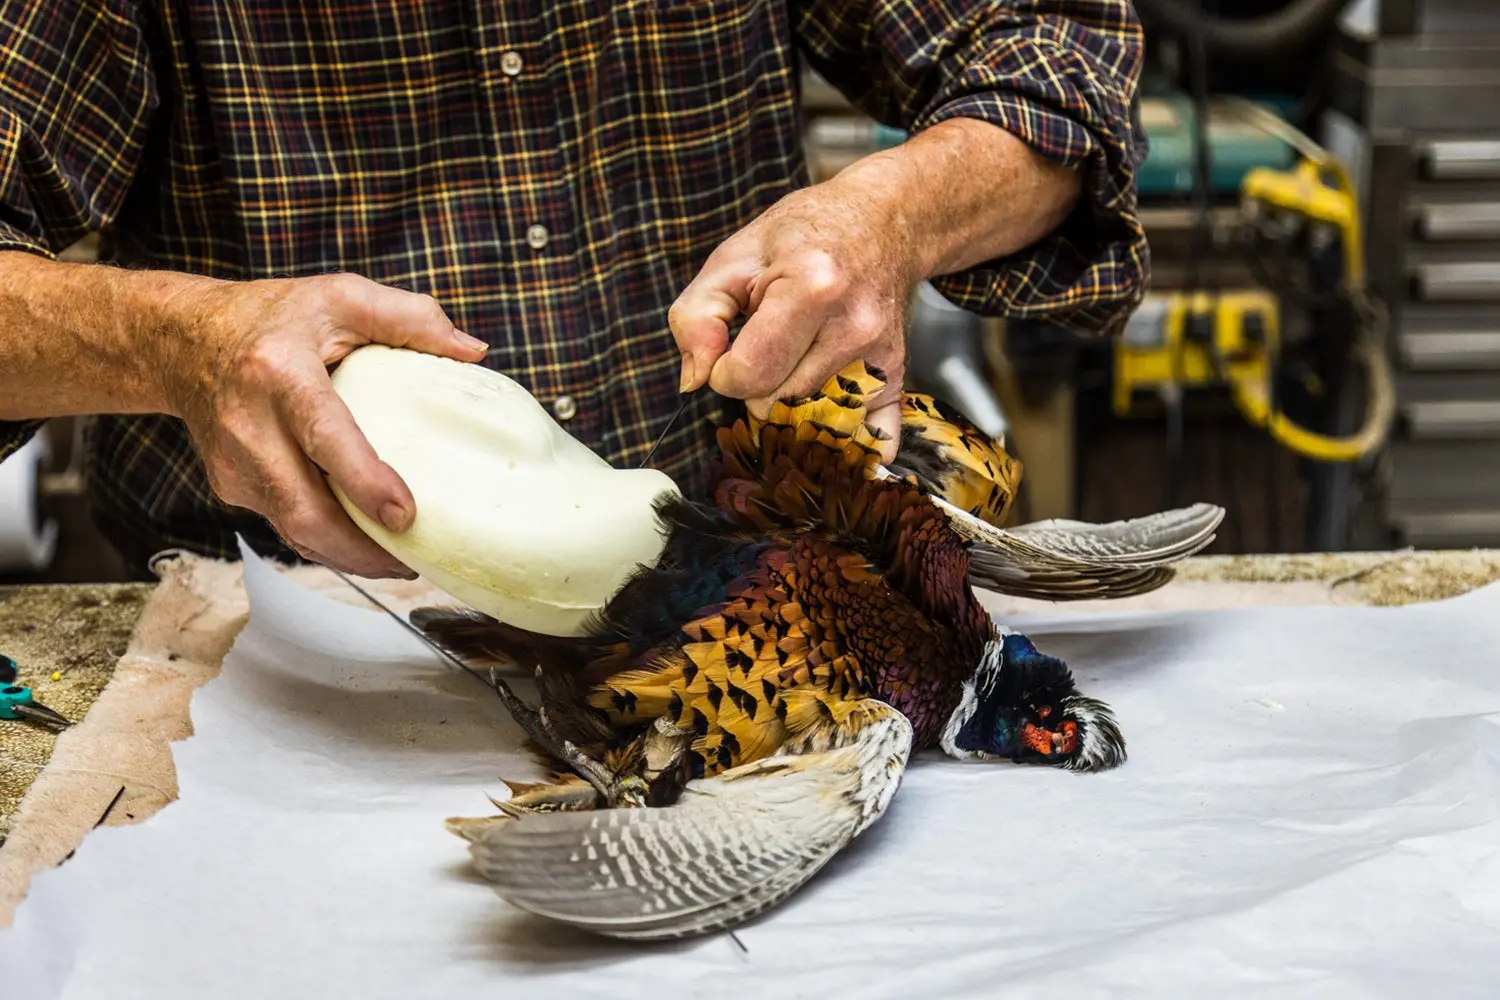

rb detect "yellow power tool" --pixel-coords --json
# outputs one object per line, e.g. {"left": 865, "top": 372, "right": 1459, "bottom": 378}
{"left": 1113, "top": 139, "right": 1395, "bottom": 464}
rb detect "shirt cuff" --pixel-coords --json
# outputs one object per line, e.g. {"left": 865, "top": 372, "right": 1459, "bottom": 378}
{"left": 917, "top": 76, "right": 1149, "bottom": 336}
{"left": 0, "top": 221, "right": 57, "bottom": 259}
{"left": 0, "top": 418, "right": 47, "bottom": 465}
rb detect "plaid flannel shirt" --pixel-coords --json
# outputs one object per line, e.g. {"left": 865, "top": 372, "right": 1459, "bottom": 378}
{"left": 0, "top": 0, "right": 1148, "bottom": 573}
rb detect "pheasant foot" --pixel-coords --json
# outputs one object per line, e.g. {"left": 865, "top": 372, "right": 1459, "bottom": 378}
{"left": 484, "top": 666, "right": 619, "bottom": 803}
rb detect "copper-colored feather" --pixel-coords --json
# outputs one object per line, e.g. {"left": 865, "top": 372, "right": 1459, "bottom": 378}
{"left": 416, "top": 361, "right": 992, "bottom": 796}
{"left": 889, "top": 392, "right": 1023, "bottom": 527}
{"left": 415, "top": 360, "right": 1221, "bottom": 800}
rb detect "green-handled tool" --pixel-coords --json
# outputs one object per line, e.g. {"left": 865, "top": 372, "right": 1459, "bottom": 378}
{"left": 1, "top": 654, "right": 73, "bottom": 730}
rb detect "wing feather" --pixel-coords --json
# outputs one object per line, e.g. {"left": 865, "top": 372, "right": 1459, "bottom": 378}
{"left": 998, "top": 504, "right": 1227, "bottom": 565}
{"left": 954, "top": 500, "right": 1223, "bottom": 600}
{"left": 874, "top": 463, "right": 1224, "bottom": 600}
{"left": 458, "top": 700, "right": 912, "bottom": 939}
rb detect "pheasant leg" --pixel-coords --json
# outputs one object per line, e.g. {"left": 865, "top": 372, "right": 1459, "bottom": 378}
{"left": 484, "top": 667, "right": 616, "bottom": 803}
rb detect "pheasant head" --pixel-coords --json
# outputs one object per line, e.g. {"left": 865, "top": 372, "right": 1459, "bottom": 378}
{"left": 940, "top": 632, "right": 1125, "bottom": 773}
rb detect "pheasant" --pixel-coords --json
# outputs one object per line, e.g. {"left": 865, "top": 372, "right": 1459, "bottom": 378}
{"left": 411, "top": 362, "right": 1223, "bottom": 940}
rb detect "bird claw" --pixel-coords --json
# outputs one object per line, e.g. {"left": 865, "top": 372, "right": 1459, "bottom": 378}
{"left": 556, "top": 738, "right": 617, "bottom": 803}
{"left": 485, "top": 667, "right": 617, "bottom": 806}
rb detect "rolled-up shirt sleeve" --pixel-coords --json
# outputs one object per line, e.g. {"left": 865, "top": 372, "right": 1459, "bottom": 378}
{"left": 793, "top": 0, "right": 1149, "bottom": 336}
{"left": 0, "top": 0, "right": 157, "bottom": 461}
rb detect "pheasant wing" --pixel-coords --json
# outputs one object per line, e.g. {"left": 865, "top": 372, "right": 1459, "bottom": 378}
{"left": 961, "top": 503, "right": 1223, "bottom": 599}
{"left": 959, "top": 503, "right": 1225, "bottom": 599}
{"left": 875, "top": 471, "right": 1225, "bottom": 600}
{"left": 996, "top": 503, "right": 1228, "bottom": 565}
{"left": 964, "top": 561, "right": 1180, "bottom": 600}
{"left": 455, "top": 699, "right": 913, "bottom": 940}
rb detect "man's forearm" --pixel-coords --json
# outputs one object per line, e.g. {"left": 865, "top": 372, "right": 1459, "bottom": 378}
{"left": 0, "top": 251, "right": 213, "bottom": 421}
{"left": 831, "top": 117, "right": 1082, "bottom": 281}
{"left": 3, "top": 248, "right": 488, "bottom": 576}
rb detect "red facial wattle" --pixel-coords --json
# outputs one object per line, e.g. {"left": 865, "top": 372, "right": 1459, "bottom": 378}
{"left": 1020, "top": 718, "right": 1079, "bottom": 757}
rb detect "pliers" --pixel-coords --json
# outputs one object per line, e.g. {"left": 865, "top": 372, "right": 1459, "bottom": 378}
{"left": 0, "top": 654, "right": 72, "bottom": 731}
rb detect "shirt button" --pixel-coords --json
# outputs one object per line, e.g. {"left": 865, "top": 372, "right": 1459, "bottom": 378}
{"left": 500, "top": 50, "right": 523, "bottom": 76}
{"left": 525, "top": 224, "right": 549, "bottom": 250}
{"left": 552, "top": 394, "right": 577, "bottom": 422}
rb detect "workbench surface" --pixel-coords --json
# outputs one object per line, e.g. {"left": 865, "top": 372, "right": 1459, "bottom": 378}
{"left": 2, "top": 583, "right": 151, "bottom": 845}
{"left": 5, "top": 550, "right": 1500, "bottom": 843}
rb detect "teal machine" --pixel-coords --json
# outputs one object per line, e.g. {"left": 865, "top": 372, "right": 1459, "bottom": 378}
{"left": 1135, "top": 87, "right": 1298, "bottom": 197}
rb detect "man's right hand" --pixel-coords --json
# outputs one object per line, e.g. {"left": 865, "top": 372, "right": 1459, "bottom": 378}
{"left": 154, "top": 273, "right": 488, "bottom": 578}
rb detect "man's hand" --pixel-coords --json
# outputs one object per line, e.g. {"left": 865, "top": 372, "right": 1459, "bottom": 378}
{"left": 669, "top": 179, "right": 916, "bottom": 454}
{"left": 1, "top": 252, "right": 487, "bottom": 578}
{"left": 159, "top": 274, "right": 487, "bottom": 578}
{"left": 669, "top": 118, "right": 1081, "bottom": 458}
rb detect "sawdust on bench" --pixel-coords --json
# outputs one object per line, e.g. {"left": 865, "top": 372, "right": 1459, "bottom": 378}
{"left": 0, "top": 584, "right": 151, "bottom": 846}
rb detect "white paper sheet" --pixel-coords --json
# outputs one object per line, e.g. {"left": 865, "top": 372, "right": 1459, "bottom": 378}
{"left": 5, "top": 541, "right": 1500, "bottom": 1000}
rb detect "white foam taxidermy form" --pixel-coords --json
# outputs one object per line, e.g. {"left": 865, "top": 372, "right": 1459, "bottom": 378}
{"left": 329, "top": 344, "right": 679, "bottom": 636}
